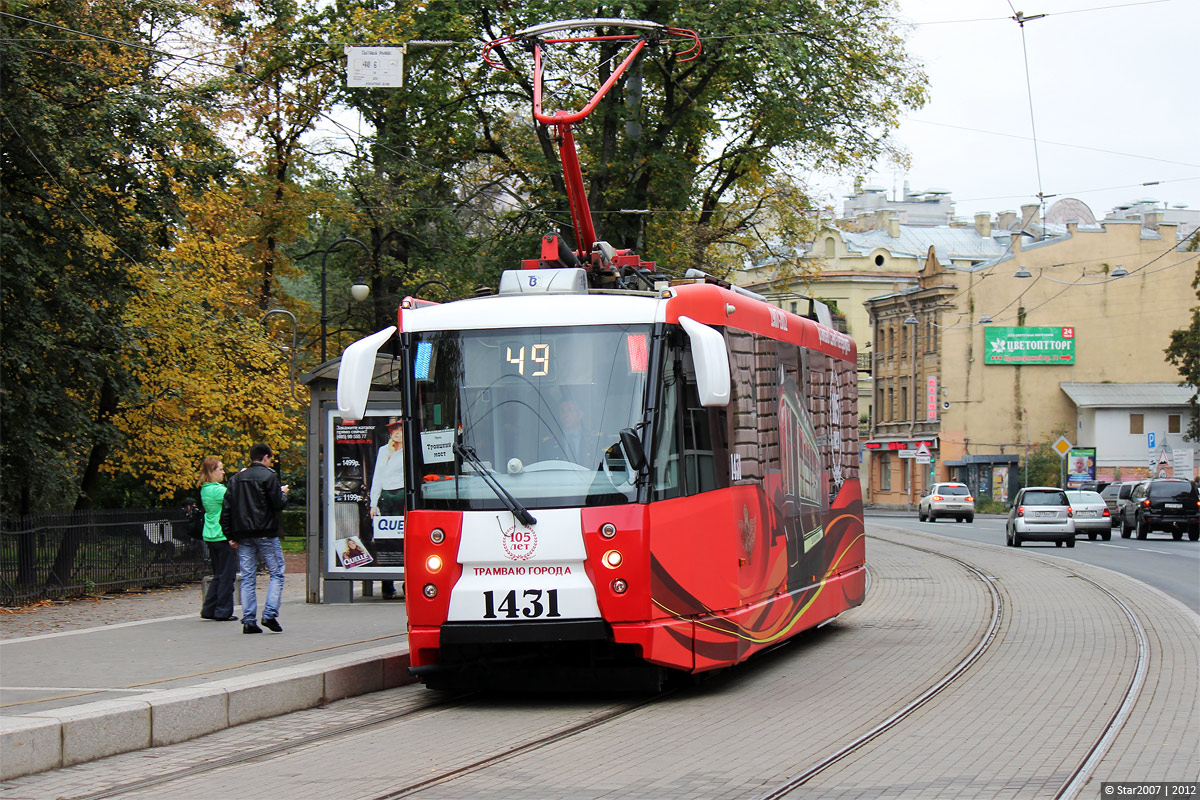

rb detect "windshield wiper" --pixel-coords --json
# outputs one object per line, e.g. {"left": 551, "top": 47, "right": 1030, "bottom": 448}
{"left": 453, "top": 442, "right": 537, "bottom": 527}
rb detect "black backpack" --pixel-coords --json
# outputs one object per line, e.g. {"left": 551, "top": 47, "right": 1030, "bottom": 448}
{"left": 184, "top": 497, "right": 206, "bottom": 540}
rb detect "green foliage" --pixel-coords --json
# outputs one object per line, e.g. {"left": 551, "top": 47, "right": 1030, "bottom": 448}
{"left": 1022, "top": 434, "right": 1069, "bottom": 489}
{"left": 1, "top": 0, "right": 230, "bottom": 513}
{"left": 976, "top": 498, "right": 1007, "bottom": 514}
{"left": 2, "top": 0, "right": 927, "bottom": 513}
{"left": 1163, "top": 257, "right": 1200, "bottom": 441}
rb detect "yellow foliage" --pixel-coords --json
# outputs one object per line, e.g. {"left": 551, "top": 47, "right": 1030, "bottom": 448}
{"left": 104, "top": 183, "right": 308, "bottom": 497}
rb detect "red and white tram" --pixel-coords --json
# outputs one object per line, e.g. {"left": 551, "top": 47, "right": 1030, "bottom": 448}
{"left": 336, "top": 20, "right": 865, "bottom": 689}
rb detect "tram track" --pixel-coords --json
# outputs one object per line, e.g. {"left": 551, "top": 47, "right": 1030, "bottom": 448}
{"left": 62, "top": 690, "right": 473, "bottom": 800}
{"left": 753, "top": 535, "right": 1004, "bottom": 799}
{"left": 38, "top": 530, "right": 1160, "bottom": 800}
{"left": 368, "top": 691, "right": 676, "bottom": 799}
{"left": 754, "top": 530, "right": 1152, "bottom": 800}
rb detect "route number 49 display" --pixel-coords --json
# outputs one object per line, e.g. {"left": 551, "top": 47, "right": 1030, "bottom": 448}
{"left": 483, "top": 588, "right": 562, "bottom": 619}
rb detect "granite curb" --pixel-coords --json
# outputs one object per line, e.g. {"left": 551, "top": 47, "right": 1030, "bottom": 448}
{"left": 0, "top": 643, "right": 413, "bottom": 780}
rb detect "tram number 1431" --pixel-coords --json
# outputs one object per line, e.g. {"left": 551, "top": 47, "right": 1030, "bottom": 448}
{"left": 482, "top": 589, "right": 562, "bottom": 619}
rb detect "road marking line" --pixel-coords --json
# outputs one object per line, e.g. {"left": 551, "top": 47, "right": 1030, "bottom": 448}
{"left": 1096, "top": 543, "right": 1126, "bottom": 548}
{"left": 0, "top": 614, "right": 195, "bottom": 644}
{"left": 0, "top": 686, "right": 158, "bottom": 694}
{"left": 1136, "top": 548, "right": 1172, "bottom": 555}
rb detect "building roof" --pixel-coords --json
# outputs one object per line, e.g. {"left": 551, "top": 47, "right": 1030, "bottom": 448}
{"left": 1060, "top": 382, "right": 1196, "bottom": 408}
{"left": 838, "top": 226, "right": 1008, "bottom": 265}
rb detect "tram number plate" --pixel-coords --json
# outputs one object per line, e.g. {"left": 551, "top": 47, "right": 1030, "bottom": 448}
{"left": 483, "top": 589, "right": 562, "bottom": 619}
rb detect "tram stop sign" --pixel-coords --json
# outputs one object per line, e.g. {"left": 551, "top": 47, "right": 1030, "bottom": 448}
{"left": 1053, "top": 436, "right": 1072, "bottom": 458}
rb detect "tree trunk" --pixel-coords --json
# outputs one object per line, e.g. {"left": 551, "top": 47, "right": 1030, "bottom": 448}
{"left": 46, "top": 377, "right": 117, "bottom": 587}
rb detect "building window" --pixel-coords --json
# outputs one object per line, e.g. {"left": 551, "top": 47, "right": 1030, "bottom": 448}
{"left": 900, "top": 325, "right": 908, "bottom": 358}
{"left": 1130, "top": 414, "right": 1144, "bottom": 434}
{"left": 1169, "top": 414, "right": 1181, "bottom": 434}
{"left": 902, "top": 458, "right": 911, "bottom": 492}
{"left": 879, "top": 453, "right": 891, "bottom": 491}
{"left": 900, "top": 385, "right": 908, "bottom": 421}
{"left": 888, "top": 387, "right": 895, "bottom": 420}
{"left": 824, "top": 237, "right": 835, "bottom": 258}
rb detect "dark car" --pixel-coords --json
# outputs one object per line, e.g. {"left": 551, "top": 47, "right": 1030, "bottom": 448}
{"left": 1119, "top": 478, "right": 1200, "bottom": 541}
{"left": 1100, "top": 482, "right": 1134, "bottom": 527}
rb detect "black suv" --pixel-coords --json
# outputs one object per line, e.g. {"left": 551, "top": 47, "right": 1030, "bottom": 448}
{"left": 1119, "top": 479, "right": 1199, "bottom": 541}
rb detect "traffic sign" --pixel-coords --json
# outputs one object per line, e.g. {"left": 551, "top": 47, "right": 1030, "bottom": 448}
{"left": 1148, "top": 432, "right": 1156, "bottom": 450}
{"left": 916, "top": 442, "right": 931, "bottom": 457}
{"left": 1053, "top": 435, "right": 1072, "bottom": 457}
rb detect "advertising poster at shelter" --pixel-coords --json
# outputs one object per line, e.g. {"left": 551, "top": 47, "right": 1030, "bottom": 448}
{"left": 326, "top": 409, "right": 405, "bottom": 576}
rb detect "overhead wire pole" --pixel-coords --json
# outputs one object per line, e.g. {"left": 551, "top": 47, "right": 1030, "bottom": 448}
{"left": 1011, "top": 9, "right": 1048, "bottom": 235}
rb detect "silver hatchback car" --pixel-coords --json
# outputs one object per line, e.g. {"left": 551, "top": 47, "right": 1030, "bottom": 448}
{"left": 1006, "top": 487, "right": 1076, "bottom": 547}
{"left": 918, "top": 482, "right": 975, "bottom": 523}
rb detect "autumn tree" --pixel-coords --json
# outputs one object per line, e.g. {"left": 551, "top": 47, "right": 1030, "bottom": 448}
{"left": 1, "top": 0, "right": 229, "bottom": 515}
{"left": 456, "top": 0, "right": 927, "bottom": 276}
{"left": 1164, "top": 236, "right": 1200, "bottom": 441}
{"left": 104, "top": 185, "right": 308, "bottom": 499}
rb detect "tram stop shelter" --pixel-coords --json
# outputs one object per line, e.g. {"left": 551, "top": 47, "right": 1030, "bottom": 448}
{"left": 301, "top": 356, "right": 405, "bottom": 604}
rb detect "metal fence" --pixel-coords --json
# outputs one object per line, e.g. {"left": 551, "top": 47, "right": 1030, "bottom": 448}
{"left": 0, "top": 508, "right": 209, "bottom": 606}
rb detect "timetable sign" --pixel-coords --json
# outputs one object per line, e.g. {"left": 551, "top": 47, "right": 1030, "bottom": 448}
{"left": 345, "top": 47, "right": 403, "bottom": 87}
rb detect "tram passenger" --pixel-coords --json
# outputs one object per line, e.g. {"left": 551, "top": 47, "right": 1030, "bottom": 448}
{"left": 222, "top": 443, "right": 289, "bottom": 634}
{"left": 197, "top": 456, "right": 237, "bottom": 622}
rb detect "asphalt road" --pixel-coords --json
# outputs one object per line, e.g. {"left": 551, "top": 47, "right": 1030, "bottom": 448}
{"left": 868, "top": 511, "right": 1200, "bottom": 613}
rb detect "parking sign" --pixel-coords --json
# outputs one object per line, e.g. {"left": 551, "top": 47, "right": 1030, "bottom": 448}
{"left": 1148, "top": 432, "right": 1156, "bottom": 449}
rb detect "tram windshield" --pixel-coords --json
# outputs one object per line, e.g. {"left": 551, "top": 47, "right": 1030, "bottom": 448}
{"left": 411, "top": 324, "right": 653, "bottom": 510}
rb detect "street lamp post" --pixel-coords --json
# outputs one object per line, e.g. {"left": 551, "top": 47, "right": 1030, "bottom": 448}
{"left": 320, "top": 235, "right": 372, "bottom": 363}
{"left": 408, "top": 279, "right": 450, "bottom": 301}
{"left": 260, "top": 309, "right": 303, "bottom": 406}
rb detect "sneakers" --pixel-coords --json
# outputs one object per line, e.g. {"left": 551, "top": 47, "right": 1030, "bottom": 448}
{"left": 242, "top": 622, "right": 263, "bottom": 634}
{"left": 261, "top": 617, "right": 282, "bottom": 633}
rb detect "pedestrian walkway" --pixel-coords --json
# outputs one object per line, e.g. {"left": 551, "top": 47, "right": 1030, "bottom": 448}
{"left": 0, "top": 566, "right": 412, "bottom": 780}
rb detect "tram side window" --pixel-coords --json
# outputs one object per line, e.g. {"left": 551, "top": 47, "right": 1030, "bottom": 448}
{"left": 725, "top": 327, "right": 763, "bottom": 483}
{"left": 651, "top": 357, "right": 681, "bottom": 500}
{"left": 651, "top": 338, "right": 727, "bottom": 500}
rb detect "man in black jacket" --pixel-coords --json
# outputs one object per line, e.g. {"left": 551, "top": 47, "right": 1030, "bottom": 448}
{"left": 222, "top": 443, "right": 290, "bottom": 634}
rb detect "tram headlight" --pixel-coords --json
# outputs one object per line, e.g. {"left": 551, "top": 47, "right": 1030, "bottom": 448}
{"left": 602, "top": 549, "right": 622, "bottom": 568}
{"left": 426, "top": 554, "right": 443, "bottom": 573}
{"left": 611, "top": 578, "right": 628, "bottom": 594}
{"left": 422, "top": 583, "right": 438, "bottom": 599}
{"left": 430, "top": 528, "right": 445, "bottom": 544}
{"left": 600, "top": 522, "right": 617, "bottom": 539}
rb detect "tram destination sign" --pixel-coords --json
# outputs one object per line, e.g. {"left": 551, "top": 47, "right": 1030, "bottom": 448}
{"left": 984, "top": 326, "right": 1075, "bottom": 365}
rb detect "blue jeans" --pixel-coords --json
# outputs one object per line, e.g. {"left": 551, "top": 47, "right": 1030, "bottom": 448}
{"left": 238, "top": 537, "right": 284, "bottom": 624}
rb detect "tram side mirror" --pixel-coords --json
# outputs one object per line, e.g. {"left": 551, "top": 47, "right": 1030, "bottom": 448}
{"left": 619, "top": 428, "right": 647, "bottom": 472}
{"left": 678, "top": 316, "right": 731, "bottom": 406}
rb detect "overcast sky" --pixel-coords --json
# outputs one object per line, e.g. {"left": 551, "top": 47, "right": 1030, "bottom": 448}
{"left": 812, "top": 0, "right": 1200, "bottom": 221}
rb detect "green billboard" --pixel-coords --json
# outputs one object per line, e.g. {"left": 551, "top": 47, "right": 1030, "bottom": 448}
{"left": 984, "top": 326, "right": 1075, "bottom": 365}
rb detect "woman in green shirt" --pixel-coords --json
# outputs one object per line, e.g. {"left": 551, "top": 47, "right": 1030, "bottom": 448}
{"left": 198, "top": 456, "right": 238, "bottom": 621}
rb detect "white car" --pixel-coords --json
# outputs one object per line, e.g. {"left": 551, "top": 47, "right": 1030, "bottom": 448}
{"left": 918, "top": 483, "right": 975, "bottom": 523}
{"left": 1066, "top": 489, "right": 1111, "bottom": 541}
